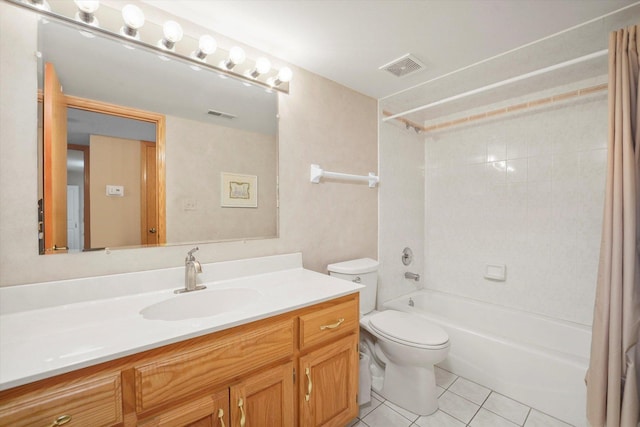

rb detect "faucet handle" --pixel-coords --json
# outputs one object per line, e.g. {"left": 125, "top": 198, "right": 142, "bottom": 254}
{"left": 186, "top": 246, "right": 199, "bottom": 260}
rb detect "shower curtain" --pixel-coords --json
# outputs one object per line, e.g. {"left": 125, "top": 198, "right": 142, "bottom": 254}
{"left": 586, "top": 25, "right": 640, "bottom": 427}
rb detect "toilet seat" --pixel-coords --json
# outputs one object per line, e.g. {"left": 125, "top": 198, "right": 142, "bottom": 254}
{"left": 369, "top": 311, "right": 449, "bottom": 349}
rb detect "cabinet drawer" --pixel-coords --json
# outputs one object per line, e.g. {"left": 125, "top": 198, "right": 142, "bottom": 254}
{"left": 299, "top": 299, "right": 358, "bottom": 350}
{"left": 134, "top": 317, "right": 294, "bottom": 413}
{"left": 0, "top": 373, "right": 122, "bottom": 427}
{"left": 138, "top": 388, "right": 229, "bottom": 427}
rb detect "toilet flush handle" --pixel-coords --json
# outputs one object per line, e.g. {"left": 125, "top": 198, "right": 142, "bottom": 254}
{"left": 352, "top": 276, "right": 361, "bottom": 283}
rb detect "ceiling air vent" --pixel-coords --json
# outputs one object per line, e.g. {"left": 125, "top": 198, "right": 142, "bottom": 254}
{"left": 379, "top": 53, "right": 425, "bottom": 78}
{"left": 207, "top": 109, "right": 237, "bottom": 119}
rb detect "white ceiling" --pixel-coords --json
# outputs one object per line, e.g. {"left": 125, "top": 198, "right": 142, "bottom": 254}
{"left": 142, "top": 0, "right": 639, "bottom": 102}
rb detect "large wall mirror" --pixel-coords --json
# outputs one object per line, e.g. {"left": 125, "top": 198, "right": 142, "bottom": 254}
{"left": 28, "top": 1, "right": 280, "bottom": 254}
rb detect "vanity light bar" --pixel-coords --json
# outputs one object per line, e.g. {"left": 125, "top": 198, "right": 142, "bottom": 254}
{"left": 11, "top": 0, "right": 291, "bottom": 94}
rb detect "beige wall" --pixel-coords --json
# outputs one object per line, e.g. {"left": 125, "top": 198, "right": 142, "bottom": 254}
{"left": 165, "top": 116, "right": 277, "bottom": 243}
{"left": 0, "top": 3, "right": 378, "bottom": 286}
{"left": 89, "top": 135, "right": 142, "bottom": 248}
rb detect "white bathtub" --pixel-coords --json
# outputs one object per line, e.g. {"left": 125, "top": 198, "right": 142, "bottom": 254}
{"left": 384, "top": 289, "right": 591, "bottom": 427}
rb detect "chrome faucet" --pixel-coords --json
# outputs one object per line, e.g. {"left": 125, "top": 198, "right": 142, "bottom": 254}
{"left": 404, "top": 272, "right": 420, "bottom": 281}
{"left": 175, "top": 247, "right": 206, "bottom": 294}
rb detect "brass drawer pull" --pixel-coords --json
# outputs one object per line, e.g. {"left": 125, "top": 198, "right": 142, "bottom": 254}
{"left": 218, "top": 408, "right": 226, "bottom": 427}
{"left": 50, "top": 415, "right": 72, "bottom": 426}
{"left": 305, "top": 367, "right": 313, "bottom": 401}
{"left": 320, "top": 318, "right": 345, "bottom": 330}
{"left": 238, "top": 398, "right": 246, "bottom": 427}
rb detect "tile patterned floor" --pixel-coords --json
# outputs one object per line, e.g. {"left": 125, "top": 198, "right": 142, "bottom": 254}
{"left": 347, "top": 367, "right": 575, "bottom": 427}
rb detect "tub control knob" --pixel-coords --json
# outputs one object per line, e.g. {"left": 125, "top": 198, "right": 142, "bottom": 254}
{"left": 402, "top": 247, "right": 413, "bottom": 266}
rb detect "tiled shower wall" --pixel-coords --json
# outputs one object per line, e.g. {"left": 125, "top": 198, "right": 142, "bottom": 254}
{"left": 424, "top": 87, "right": 607, "bottom": 326}
{"left": 378, "top": 120, "right": 425, "bottom": 307}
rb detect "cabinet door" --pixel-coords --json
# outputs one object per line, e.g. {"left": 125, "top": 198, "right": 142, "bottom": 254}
{"left": 299, "top": 334, "right": 358, "bottom": 427}
{"left": 230, "top": 362, "right": 294, "bottom": 427}
{"left": 137, "top": 389, "right": 229, "bottom": 427}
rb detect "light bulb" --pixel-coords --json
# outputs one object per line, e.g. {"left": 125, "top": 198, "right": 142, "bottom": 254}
{"left": 158, "top": 20, "right": 182, "bottom": 51}
{"left": 74, "top": 0, "right": 99, "bottom": 13}
{"left": 191, "top": 35, "right": 216, "bottom": 62}
{"left": 247, "top": 57, "right": 271, "bottom": 79}
{"left": 268, "top": 67, "right": 293, "bottom": 87}
{"left": 198, "top": 35, "right": 217, "bottom": 55}
{"left": 255, "top": 58, "right": 271, "bottom": 75}
{"left": 74, "top": 0, "right": 99, "bottom": 27}
{"left": 29, "top": 0, "right": 51, "bottom": 11}
{"left": 221, "top": 47, "right": 246, "bottom": 70}
{"left": 121, "top": 4, "right": 144, "bottom": 39}
{"left": 277, "top": 67, "right": 293, "bottom": 83}
{"left": 162, "top": 20, "right": 183, "bottom": 43}
{"left": 229, "top": 47, "right": 246, "bottom": 65}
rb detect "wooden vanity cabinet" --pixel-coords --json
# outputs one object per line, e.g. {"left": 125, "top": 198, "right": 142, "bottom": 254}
{"left": 0, "top": 293, "right": 359, "bottom": 427}
{"left": 298, "top": 297, "right": 360, "bottom": 427}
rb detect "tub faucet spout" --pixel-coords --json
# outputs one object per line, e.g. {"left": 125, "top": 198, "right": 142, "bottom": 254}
{"left": 405, "top": 272, "right": 420, "bottom": 281}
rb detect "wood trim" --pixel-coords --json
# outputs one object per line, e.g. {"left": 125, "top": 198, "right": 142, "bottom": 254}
{"left": 68, "top": 144, "right": 91, "bottom": 250}
{"left": 383, "top": 82, "right": 608, "bottom": 133}
{"left": 140, "top": 142, "right": 148, "bottom": 245}
{"left": 140, "top": 141, "right": 158, "bottom": 246}
{"left": 64, "top": 95, "right": 164, "bottom": 124}
{"left": 155, "top": 116, "right": 166, "bottom": 244}
{"left": 43, "top": 62, "right": 68, "bottom": 254}
{"left": 65, "top": 95, "right": 167, "bottom": 245}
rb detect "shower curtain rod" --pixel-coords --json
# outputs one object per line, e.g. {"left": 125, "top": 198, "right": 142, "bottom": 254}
{"left": 383, "top": 49, "right": 608, "bottom": 122}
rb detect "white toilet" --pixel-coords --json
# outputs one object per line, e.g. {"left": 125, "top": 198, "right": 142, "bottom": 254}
{"left": 328, "top": 258, "right": 450, "bottom": 416}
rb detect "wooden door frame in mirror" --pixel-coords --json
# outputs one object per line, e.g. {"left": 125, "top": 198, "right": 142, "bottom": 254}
{"left": 64, "top": 94, "right": 166, "bottom": 246}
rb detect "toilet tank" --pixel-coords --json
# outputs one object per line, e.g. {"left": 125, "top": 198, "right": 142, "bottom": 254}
{"left": 327, "top": 258, "right": 379, "bottom": 315}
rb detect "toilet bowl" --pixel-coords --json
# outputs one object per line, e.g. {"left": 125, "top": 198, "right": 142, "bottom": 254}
{"left": 327, "top": 258, "right": 450, "bottom": 416}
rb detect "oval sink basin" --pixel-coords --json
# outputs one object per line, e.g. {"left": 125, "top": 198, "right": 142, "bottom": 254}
{"left": 140, "top": 288, "right": 262, "bottom": 321}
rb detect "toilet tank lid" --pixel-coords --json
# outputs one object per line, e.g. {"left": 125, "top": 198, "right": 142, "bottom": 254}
{"left": 327, "top": 258, "right": 379, "bottom": 274}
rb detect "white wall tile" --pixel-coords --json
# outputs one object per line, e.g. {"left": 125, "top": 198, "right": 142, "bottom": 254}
{"left": 378, "top": 120, "right": 425, "bottom": 306}
{"left": 527, "top": 156, "right": 552, "bottom": 183}
{"left": 506, "top": 159, "right": 528, "bottom": 183}
{"left": 421, "top": 90, "right": 607, "bottom": 325}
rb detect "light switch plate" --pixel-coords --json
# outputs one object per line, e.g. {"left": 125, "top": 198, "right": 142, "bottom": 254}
{"left": 106, "top": 185, "right": 124, "bottom": 197}
{"left": 183, "top": 199, "right": 197, "bottom": 210}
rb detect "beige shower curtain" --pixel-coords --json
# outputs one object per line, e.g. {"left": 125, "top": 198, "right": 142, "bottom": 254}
{"left": 586, "top": 25, "right": 640, "bottom": 427}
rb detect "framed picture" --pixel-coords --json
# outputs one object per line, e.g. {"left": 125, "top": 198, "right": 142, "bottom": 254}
{"left": 221, "top": 172, "right": 258, "bottom": 207}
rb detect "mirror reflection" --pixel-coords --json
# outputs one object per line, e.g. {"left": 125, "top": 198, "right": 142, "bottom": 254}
{"left": 36, "top": 13, "right": 279, "bottom": 254}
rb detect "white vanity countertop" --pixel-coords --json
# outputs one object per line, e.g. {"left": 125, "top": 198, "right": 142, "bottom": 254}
{"left": 0, "top": 255, "right": 363, "bottom": 391}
